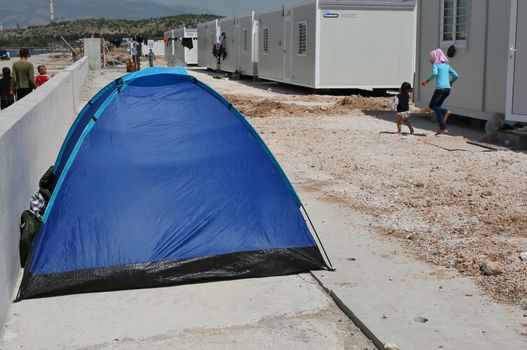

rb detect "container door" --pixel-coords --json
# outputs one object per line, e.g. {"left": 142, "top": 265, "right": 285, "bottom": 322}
{"left": 284, "top": 18, "right": 293, "bottom": 81}
{"left": 171, "top": 30, "right": 176, "bottom": 56}
{"left": 506, "top": 0, "right": 527, "bottom": 122}
{"left": 235, "top": 21, "right": 241, "bottom": 71}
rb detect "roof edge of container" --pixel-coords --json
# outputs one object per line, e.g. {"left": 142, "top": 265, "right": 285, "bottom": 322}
{"left": 319, "top": 0, "right": 416, "bottom": 10}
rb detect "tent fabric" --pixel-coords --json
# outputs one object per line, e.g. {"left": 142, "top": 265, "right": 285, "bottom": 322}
{"left": 16, "top": 67, "right": 329, "bottom": 301}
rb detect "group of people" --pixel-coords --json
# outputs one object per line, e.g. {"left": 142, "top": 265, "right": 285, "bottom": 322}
{"left": 394, "top": 48, "right": 459, "bottom": 136}
{"left": 131, "top": 40, "right": 157, "bottom": 70}
{"left": 0, "top": 48, "right": 50, "bottom": 110}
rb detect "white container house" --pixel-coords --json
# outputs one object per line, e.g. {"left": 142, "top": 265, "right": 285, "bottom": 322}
{"left": 147, "top": 40, "right": 165, "bottom": 57}
{"left": 236, "top": 11, "right": 260, "bottom": 76}
{"left": 164, "top": 29, "right": 177, "bottom": 66}
{"left": 217, "top": 17, "right": 238, "bottom": 73}
{"left": 175, "top": 28, "right": 198, "bottom": 66}
{"left": 256, "top": 0, "right": 416, "bottom": 89}
{"left": 197, "top": 20, "right": 221, "bottom": 70}
{"left": 414, "top": 0, "right": 527, "bottom": 123}
{"left": 200, "top": 13, "right": 260, "bottom": 76}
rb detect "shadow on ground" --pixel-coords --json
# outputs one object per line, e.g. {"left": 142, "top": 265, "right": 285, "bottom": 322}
{"left": 365, "top": 110, "right": 488, "bottom": 141}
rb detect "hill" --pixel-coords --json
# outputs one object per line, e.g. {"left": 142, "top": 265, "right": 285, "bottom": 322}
{"left": 0, "top": 15, "right": 218, "bottom": 48}
{"left": 0, "top": 0, "right": 206, "bottom": 28}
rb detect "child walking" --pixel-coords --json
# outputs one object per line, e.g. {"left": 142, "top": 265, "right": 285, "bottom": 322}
{"left": 0, "top": 67, "right": 15, "bottom": 110}
{"left": 421, "top": 48, "right": 459, "bottom": 135}
{"left": 394, "top": 82, "right": 414, "bottom": 134}
{"left": 35, "top": 65, "right": 50, "bottom": 87}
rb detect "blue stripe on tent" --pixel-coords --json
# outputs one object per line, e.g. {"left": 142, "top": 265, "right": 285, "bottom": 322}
{"left": 43, "top": 119, "right": 96, "bottom": 223}
{"left": 43, "top": 88, "right": 121, "bottom": 223}
{"left": 54, "top": 82, "right": 119, "bottom": 179}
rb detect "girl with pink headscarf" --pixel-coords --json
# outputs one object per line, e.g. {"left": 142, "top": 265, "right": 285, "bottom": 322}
{"left": 421, "top": 48, "right": 459, "bottom": 135}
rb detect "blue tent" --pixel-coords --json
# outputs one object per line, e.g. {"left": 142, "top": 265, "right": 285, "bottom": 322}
{"left": 16, "top": 68, "right": 330, "bottom": 301}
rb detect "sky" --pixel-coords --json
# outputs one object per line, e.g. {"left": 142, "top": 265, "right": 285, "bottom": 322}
{"left": 159, "top": 0, "right": 300, "bottom": 15}
{"left": 0, "top": 0, "right": 303, "bottom": 28}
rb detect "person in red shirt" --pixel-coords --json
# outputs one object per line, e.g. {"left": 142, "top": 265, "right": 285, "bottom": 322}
{"left": 35, "top": 65, "right": 50, "bottom": 87}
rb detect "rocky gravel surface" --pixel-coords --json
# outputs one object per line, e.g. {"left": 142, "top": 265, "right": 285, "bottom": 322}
{"left": 214, "top": 82, "right": 527, "bottom": 307}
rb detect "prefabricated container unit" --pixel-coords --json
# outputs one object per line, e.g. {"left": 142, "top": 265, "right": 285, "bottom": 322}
{"left": 257, "top": 0, "right": 416, "bottom": 89}
{"left": 147, "top": 40, "right": 165, "bottom": 57}
{"left": 216, "top": 17, "right": 238, "bottom": 73}
{"left": 173, "top": 28, "right": 199, "bottom": 66}
{"left": 197, "top": 19, "right": 221, "bottom": 70}
{"left": 236, "top": 11, "right": 259, "bottom": 76}
{"left": 164, "top": 29, "right": 177, "bottom": 66}
{"left": 414, "top": 0, "right": 527, "bottom": 123}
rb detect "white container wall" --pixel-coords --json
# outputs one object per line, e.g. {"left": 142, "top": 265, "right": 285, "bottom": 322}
{"left": 197, "top": 20, "right": 220, "bottom": 70}
{"left": 0, "top": 58, "right": 90, "bottom": 329}
{"left": 164, "top": 29, "right": 177, "bottom": 66}
{"left": 217, "top": 17, "right": 237, "bottom": 73}
{"left": 236, "top": 12, "right": 259, "bottom": 76}
{"left": 257, "top": 0, "right": 416, "bottom": 89}
{"left": 415, "top": 0, "right": 527, "bottom": 123}
{"left": 171, "top": 28, "right": 198, "bottom": 66}
{"left": 147, "top": 40, "right": 165, "bottom": 57}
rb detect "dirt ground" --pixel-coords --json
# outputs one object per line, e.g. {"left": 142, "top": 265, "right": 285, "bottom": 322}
{"left": 77, "top": 63, "right": 527, "bottom": 307}
{"left": 192, "top": 69, "right": 527, "bottom": 307}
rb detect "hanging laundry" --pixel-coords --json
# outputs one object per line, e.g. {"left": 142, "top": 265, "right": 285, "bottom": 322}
{"left": 220, "top": 32, "right": 227, "bottom": 60}
{"left": 182, "top": 38, "right": 194, "bottom": 50}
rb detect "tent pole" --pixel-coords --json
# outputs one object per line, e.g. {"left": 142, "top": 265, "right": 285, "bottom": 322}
{"left": 301, "top": 204, "right": 335, "bottom": 271}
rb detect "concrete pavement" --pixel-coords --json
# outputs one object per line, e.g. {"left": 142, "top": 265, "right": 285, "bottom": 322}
{"left": 302, "top": 190, "right": 527, "bottom": 349}
{"left": 0, "top": 69, "right": 376, "bottom": 350}
{"left": 1, "top": 275, "right": 375, "bottom": 350}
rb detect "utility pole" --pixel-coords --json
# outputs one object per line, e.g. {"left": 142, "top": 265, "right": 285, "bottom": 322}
{"left": 50, "top": 0, "right": 55, "bottom": 23}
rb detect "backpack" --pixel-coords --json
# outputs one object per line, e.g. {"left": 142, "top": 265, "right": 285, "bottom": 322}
{"left": 19, "top": 210, "right": 41, "bottom": 267}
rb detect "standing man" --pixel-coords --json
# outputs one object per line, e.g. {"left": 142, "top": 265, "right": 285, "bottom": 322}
{"left": 135, "top": 41, "right": 142, "bottom": 71}
{"left": 12, "top": 48, "right": 36, "bottom": 100}
{"left": 148, "top": 49, "right": 155, "bottom": 67}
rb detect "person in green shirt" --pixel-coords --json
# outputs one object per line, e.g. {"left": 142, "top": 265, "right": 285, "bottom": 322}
{"left": 12, "top": 48, "right": 36, "bottom": 100}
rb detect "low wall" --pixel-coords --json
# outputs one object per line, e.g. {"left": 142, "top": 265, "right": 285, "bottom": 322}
{"left": 65, "top": 57, "right": 90, "bottom": 111}
{"left": 0, "top": 57, "right": 89, "bottom": 328}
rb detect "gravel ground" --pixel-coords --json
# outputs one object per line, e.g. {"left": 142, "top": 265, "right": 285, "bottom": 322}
{"left": 190, "top": 69, "right": 527, "bottom": 307}
{"left": 82, "top": 65, "right": 527, "bottom": 307}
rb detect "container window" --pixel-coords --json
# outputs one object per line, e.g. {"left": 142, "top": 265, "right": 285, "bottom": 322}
{"left": 297, "top": 21, "right": 307, "bottom": 56}
{"left": 440, "top": 0, "right": 469, "bottom": 48}
{"left": 263, "top": 27, "right": 270, "bottom": 55}
{"left": 243, "top": 28, "right": 249, "bottom": 53}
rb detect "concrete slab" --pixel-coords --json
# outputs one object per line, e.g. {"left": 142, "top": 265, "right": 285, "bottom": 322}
{"left": 0, "top": 275, "right": 375, "bottom": 350}
{"left": 303, "top": 191, "right": 527, "bottom": 350}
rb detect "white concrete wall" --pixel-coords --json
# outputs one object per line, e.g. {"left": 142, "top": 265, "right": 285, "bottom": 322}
{"left": 84, "top": 38, "right": 102, "bottom": 71}
{"left": 65, "top": 57, "right": 90, "bottom": 112}
{"left": 0, "top": 57, "right": 89, "bottom": 329}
